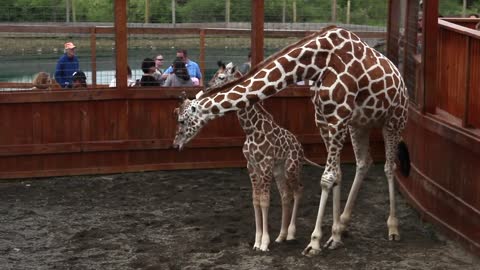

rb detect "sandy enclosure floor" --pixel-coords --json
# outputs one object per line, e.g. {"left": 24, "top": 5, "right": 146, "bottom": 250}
{"left": 0, "top": 164, "right": 478, "bottom": 270}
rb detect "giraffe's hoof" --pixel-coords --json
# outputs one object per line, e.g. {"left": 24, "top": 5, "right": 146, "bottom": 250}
{"left": 389, "top": 233, "right": 400, "bottom": 241}
{"left": 275, "top": 236, "right": 286, "bottom": 243}
{"left": 324, "top": 237, "right": 343, "bottom": 250}
{"left": 302, "top": 246, "right": 321, "bottom": 257}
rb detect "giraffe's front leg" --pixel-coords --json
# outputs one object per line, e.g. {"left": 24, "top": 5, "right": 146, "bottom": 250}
{"left": 252, "top": 185, "right": 271, "bottom": 251}
{"left": 249, "top": 162, "right": 273, "bottom": 252}
{"left": 302, "top": 173, "right": 334, "bottom": 256}
{"left": 303, "top": 120, "right": 348, "bottom": 256}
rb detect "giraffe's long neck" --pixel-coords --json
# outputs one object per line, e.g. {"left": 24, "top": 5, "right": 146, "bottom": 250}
{"left": 197, "top": 51, "right": 325, "bottom": 116}
{"left": 197, "top": 27, "right": 376, "bottom": 119}
{"left": 236, "top": 104, "right": 274, "bottom": 136}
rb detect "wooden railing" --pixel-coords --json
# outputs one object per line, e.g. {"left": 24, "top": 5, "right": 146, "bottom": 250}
{"left": 437, "top": 19, "right": 480, "bottom": 130}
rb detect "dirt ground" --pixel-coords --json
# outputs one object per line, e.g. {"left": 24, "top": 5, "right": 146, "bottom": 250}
{"left": 0, "top": 164, "right": 478, "bottom": 270}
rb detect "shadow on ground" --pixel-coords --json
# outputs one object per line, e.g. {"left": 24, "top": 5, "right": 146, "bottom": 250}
{"left": 0, "top": 164, "right": 478, "bottom": 270}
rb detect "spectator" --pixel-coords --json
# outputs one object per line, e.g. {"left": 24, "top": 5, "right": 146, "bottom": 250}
{"left": 31, "top": 72, "right": 61, "bottom": 90}
{"left": 71, "top": 71, "right": 87, "bottom": 89}
{"left": 109, "top": 65, "right": 136, "bottom": 88}
{"left": 164, "top": 57, "right": 194, "bottom": 87}
{"left": 140, "top": 58, "right": 161, "bottom": 87}
{"left": 163, "top": 49, "right": 202, "bottom": 85}
{"left": 55, "top": 42, "right": 79, "bottom": 89}
{"left": 238, "top": 51, "right": 252, "bottom": 75}
{"left": 153, "top": 54, "right": 166, "bottom": 85}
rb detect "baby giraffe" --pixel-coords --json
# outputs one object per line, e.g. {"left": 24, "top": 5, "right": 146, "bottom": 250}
{"left": 200, "top": 62, "right": 323, "bottom": 251}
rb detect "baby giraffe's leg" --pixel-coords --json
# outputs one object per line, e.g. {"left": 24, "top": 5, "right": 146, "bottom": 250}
{"left": 247, "top": 162, "right": 263, "bottom": 250}
{"left": 256, "top": 160, "right": 274, "bottom": 251}
{"left": 284, "top": 157, "right": 303, "bottom": 241}
{"left": 273, "top": 165, "right": 292, "bottom": 243}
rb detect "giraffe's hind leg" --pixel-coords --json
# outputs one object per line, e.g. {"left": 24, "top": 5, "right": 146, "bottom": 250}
{"left": 274, "top": 158, "right": 303, "bottom": 243}
{"left": 383, "top": 126, "right": 401, "bottom": 241}
{"left": 324, "top": 126, "right": 373, "bottom": 249}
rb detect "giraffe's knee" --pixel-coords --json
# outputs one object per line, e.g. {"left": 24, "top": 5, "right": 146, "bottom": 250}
{"left": 320, "top": 171, "right": 337, "bottom": 190}
{"left": 384, "top": 161, "right": 396, "bottom": 176}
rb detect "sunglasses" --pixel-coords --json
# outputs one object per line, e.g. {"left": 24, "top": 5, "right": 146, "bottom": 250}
{"left": 156, "top": 58, "right": 164, "bottom": 61}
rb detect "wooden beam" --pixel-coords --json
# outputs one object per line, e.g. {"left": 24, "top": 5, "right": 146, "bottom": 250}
{"left": 115, "top": 0, "right": 128, "bottom": 89}
{"left": 422, "top": 0, "right": 438, "bottom": 114}
{"left": 251, "top": 0, "right": 264, "bottom": 66}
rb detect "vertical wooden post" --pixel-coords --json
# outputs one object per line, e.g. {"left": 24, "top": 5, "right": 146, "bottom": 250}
{"left": 145, "top": 0, "right": 150, "bottom": 24}
{"left": 462, "top": 37, "right": 471, "bottom": 127}
{"left": 422, "top": 0, "right": 438, "bottom": 114}
{"left": 331, "top": 0, "right": 337, "bottom": 23}
{"left": 115, "top": 0, "right": 128, "bottom": 89}
{"left": 172, "top": 0, "right": 176, "bottom": 27}
{"left": 90, "top": 27, "right": 97, "bottom": 88}
{"left": 200, "top": 29, "right": 206, "bottom": 86}
{"left": 251, "top": 0, "right": 264, "bottom": 67}
{"left": 226, "top": 0, "right": 231, "bottom": 24}
{"left": 292, "top": 0, "right": 297, "bottom": 23}
{"left": 66, "top": 0, "right": 70, "bottom": 23}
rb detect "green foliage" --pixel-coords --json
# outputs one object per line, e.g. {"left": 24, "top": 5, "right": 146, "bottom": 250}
{"left": 0, "top": 0, "right": 478, "bottom": 25}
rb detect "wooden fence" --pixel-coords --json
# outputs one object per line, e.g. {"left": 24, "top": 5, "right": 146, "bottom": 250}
{"left": 390, "top": 8, "right": 480, "bottom": 255}
{"left": 0, "top": 86, "right": 387, "bottom": 179}
{"left": 437, "top": 19, "right": 480, "bottom": 130}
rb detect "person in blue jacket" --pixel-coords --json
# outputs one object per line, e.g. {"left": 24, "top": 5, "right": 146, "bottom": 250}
{"left": 55, "top": 42, "right": 79, "bottom": 88}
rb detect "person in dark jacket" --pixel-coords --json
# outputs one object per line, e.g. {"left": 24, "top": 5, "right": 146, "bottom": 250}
{"left": 55, "top": 42, "right": 79, "bottom": 89}
{"left": 140, "top": 58, "right": 161, "bottom": 87}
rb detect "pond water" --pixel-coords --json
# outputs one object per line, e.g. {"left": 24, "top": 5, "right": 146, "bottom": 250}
{"left": 0, "top": 47, "right": 261, "bottom": 86}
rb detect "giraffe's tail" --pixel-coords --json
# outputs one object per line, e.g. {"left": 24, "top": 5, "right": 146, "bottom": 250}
{"left": 303, "top": 157, "right": 325, "bottom": 169}
{"left": 397, "top": 140, "right": 411, "bottom": 177}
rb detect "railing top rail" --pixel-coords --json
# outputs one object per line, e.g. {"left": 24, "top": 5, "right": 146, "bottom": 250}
{"left": 0, "top": 23, "right": 385, "bottom": 39}
{"left": 439, "top": 19, "right": 480, "bottom": 39}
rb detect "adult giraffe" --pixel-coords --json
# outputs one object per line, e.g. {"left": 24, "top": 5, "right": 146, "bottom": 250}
{"left": 173, "top": 26, "right": 410, "bottom": 256}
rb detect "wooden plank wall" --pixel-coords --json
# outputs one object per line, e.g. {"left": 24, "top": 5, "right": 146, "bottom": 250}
{"left": 0, "top": 87, "right": 386, "bottom": 179}
{"left": 437, "top": 19, "right": 480, "bottom": 129}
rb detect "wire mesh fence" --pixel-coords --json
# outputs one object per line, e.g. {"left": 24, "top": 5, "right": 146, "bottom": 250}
{"left": 0, "top": 0, "right": 392, "bottom": 91}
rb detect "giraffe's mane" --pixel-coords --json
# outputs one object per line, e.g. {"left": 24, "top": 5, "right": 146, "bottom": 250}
{"left": 198, "top": 25, "right": 339, "bottom": 99}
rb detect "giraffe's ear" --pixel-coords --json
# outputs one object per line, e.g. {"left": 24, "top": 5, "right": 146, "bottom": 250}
{"left": 231, "top": 66, "right": 237, "bottom": 73}
{"left": 173, "top": 108, "right": 179, "bottom": 117}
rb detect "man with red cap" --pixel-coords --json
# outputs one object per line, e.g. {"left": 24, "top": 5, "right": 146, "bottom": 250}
{"left": 55, "top": 42, "right": 80, "bottom": 88}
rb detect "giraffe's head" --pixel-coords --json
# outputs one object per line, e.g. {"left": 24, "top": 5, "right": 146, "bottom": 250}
{"left": 207, "top": 61, "right": 241, "bottom": 88}
{"left": 173, "top": 95, "right": 209, "bottom": 151}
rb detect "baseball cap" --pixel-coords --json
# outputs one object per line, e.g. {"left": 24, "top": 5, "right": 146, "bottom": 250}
{"left": 64, "top": 42, "right": 76, "bottom": 50}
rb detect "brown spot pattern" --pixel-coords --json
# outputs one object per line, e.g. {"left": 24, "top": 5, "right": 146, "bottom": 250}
{"left": 337, "top": 106, "right": 352, "bottom": 118}
{"left": 252, "top": 81, "right": 266, "bottom": 91}
{"left": 227, "top": 92, "right": 243, "bottom": 100}
{"left": 356, "top": 89, "right": 370, "bottom": 105}
{"left": 371, "top": 80, "right": 385, "bottom": 93}
{"left": 221, "top": 101, "right": 232, "bottom": 109}
{"left": 368, "top": 66, "right": 384, "bottom": 80}
{"left": 263, "top": 85, "right": 277, "bottom": 96}
{"left": 329, "top": 54, "right": 346, "bottom": 74}
{"left": 323, "top": 103, "right": 337, "bottom": 115}
{"left": 332, "top": 86, "right": 347, "bottom": 104}
{"left": 268, "top": 68, "right": 282, "bottom": 82}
